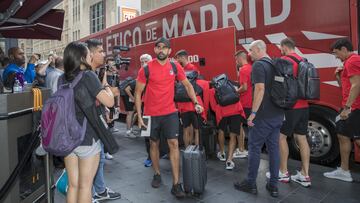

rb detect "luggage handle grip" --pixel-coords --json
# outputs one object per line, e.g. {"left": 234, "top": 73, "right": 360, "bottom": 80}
{"left": 196, "top": 113, "right": 204, "bottom": 150}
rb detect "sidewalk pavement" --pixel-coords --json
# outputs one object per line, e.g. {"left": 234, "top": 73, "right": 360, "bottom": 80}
{"left": 54, "top": 121, "right": 360, "bottom": 203}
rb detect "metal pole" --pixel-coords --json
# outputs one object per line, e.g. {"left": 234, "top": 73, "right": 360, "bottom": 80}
{"left": 45, "top": 153, "right": 53, "bottom": 203}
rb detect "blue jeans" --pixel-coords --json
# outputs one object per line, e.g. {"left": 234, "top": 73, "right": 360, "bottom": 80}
{"left": 93, "top": 143, "right": 106, "bottom": 195}
{"left": 246, "top": 116, "right": 283, "bottom": 187}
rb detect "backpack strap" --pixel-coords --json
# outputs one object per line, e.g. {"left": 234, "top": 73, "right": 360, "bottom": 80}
{"left": 58, "top": 71, "right": 84, "bottom": 89}
{"left": 170, "top": 61, "right": 178, "bottom": 78}
{"left": 286, "top": 55, "right": 302, "bottom": 64}
{"left": 259, "top": 57, "right": 274, "bottom": 67}
{"left": 70, "top": 71, "right": 85, "bottom": 88}
{"left": 143, "top": 64, "right": 149, "bottom": 86}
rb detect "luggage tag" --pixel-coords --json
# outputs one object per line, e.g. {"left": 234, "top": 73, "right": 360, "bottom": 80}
{"left": 140, "top": 116, "right": 151, "bottom": 137}
{"left": 274, "top": 76, "right": 285, "bottom": 83}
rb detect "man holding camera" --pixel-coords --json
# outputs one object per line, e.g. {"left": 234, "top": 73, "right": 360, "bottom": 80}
{"left": 135, "top": 37, "right": 203, "bottom": 198}
{"left": 86, "top": 39, "right": 121, "bottom": 202}
{"left": 104, "top": 57, "right": 120, "bottom": 133}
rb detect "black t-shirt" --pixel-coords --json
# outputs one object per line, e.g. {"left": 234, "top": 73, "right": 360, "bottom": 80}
{"left": 251, "top": 57, "right": 284, "bottom": 120}
{"left": 73, "top": 71, "right": 104, "bottom": 146}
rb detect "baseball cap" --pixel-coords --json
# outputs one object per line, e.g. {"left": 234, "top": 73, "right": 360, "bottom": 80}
{"left": 155, "top": 37, "right": 171, "bottom": 48}
{"left": 175, "top": 49, "right": 188, "bottom": 57}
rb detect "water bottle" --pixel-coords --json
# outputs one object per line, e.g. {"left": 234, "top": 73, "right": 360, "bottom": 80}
{"left": 13, "top": 79, "right": 21, "bottom": 93}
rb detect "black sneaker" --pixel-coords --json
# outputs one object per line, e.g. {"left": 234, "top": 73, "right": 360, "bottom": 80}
{"left": 171, "top": 183, "right": 186, "bottom": 198}
{"left": 234, "top": 180, "right": 257, "bottom": 195}
{"left": 151, "top": 174, "right": 162, "bottom": 188}
{"left": 266, "top": 183, "right": 279, "bottom": 197}
{"left": 93, "top": 187, "right": 121, "bottom": 201}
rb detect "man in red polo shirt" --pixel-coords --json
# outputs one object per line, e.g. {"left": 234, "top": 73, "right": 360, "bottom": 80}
{"left": 265, "top": 38, "right": 311, "bottom": 187}
{"left": 234, "top": 50, "right": 251, "bottom": 159}
{"left": 209, "top": 87, "right": 245, "bottom": 170}
{"left": 176, "top": 75, "right": 209, "bottom": 147}
{"left": 134, "top": 37, "right": 203, "bottom": 198}
{"left": 324, "top": 38, "right": 360, "bottom": 182}
{"left": 174, "top": 49, "right": 200, "bottom": 74}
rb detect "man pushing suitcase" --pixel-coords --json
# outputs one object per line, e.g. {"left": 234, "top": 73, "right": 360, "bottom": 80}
{"left": 134, "top": 37, "right": 203, "bottom": 198}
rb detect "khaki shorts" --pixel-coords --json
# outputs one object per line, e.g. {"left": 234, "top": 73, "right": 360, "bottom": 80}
{"left": 68, "top": 139, "right": 101, "bottom": 159}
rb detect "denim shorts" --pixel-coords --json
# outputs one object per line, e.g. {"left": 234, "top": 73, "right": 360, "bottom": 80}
{"left": 68, "top": 139, "right": 102, "bottom": 159}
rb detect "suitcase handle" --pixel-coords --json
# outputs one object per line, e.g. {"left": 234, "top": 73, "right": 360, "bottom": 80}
{"left": 196, "top": 113, "right": 204, "bottom": 150}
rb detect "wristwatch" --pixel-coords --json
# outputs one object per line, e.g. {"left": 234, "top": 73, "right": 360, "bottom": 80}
{"left": 343, "top": 105, "right": 351, "bottom": 110}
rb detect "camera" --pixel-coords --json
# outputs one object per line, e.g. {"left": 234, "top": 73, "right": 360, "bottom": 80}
{"left": 113, "top": 46, "right": 131, "bottom": 70}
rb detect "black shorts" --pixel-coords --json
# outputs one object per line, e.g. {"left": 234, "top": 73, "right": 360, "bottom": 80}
{"left": 280, "top": 108, "right": 309, "bottom": 136}
{"left": 180, "top": 111, "right": 199, "bottom": 129}
{"left": 218, "top": 115, "right": 243, "bottom": 135}
{"left": 336, "top": 109, "right": 360, "bottom": 140}
{"left": 244, "top": 108, "right": 252, "bottom": 119}
{"left": 122, "top": 95, "right": 134, "bottom": 111}
{"left": 150, "top": 112, "right": 179, "bottom": 141}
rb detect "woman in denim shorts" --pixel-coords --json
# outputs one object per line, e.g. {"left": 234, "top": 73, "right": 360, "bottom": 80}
{"left": 62, "top": 42, "right": 114, "bottom": 203}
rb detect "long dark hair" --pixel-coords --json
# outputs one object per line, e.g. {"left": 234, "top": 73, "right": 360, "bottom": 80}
{"left": 63, "top": 42, "right": 92, "bottom": 81}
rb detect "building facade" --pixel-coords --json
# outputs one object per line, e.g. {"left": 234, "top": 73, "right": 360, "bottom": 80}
{"left": 19, "top": 0, "right": 141, "bottom": 60}
{"left": 141, "top": 0, "right": 178, "bottom": 14}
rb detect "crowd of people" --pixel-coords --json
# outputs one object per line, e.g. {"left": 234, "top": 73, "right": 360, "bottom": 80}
{"left": 0, "top": 35, "right": 359, "bottom": 203}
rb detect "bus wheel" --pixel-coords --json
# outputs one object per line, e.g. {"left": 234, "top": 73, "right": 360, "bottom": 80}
{"left": 288, "top": 111, "right": 340, "bottom": 166}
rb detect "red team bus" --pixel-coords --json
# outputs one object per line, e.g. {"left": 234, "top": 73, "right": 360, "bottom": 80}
{"left": 81, "top": 0, "right": 360, "bottom": 165}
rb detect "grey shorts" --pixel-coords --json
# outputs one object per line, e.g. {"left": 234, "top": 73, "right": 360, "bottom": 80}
{"left": 68, "top": 139, "right": 101, "bottom": 159}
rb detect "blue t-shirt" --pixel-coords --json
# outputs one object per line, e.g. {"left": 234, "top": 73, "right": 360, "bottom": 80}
{"left": 251, "top": 57, "right": 284, "bottom": 120}
{"left": 2, "top": 63, "right": 35, "bottom": 85}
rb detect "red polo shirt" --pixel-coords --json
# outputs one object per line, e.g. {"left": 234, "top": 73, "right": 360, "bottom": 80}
{"left": 137, "top": 59, "right": 186, "bottom": 116}
{"left": 209, "top": 88, "right": 245, "bottom": 125}
{"left": 184, "top": 63, "right": 200, "bottom": 74}
{"left": 238, "top": 64, "right": 253, "bottom": 109}
{"left": 341, "top": 53, "right": 360, "bottom": 110}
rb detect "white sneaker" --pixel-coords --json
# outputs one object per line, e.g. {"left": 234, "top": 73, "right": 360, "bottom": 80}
{"left": 105, "top": 153, "right": 113, "bottom": 160}
{"left": 125, "top": 130, "right": 136, "bottom": 138}
{"left": 291, "top": 171, "right": 311, "bottom": 187}
{"left": 226, "top": 160, "right": 235, "bottom": 170}
{"left": 233, "top": 148, "right": 248, "bottom": 158}
{"left": 217, "top": 152, "right": 226, "bottom": 161}
{"left": 110, "top": 127, "right": 119, "bottom": 132}
{"left": 323, "top": 167, "right": 353, "bottom": 182}
{"left": 266, "top": 170, "right": 290, "bottom": 183}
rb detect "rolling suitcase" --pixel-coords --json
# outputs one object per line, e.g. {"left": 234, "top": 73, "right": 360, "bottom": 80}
{"left": 182, "top": 114, "right": 207, "bottom": 195}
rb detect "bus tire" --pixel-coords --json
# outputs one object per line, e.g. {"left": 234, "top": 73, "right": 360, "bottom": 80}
{"left": 288, "top": 105, "right": 340, "bottom": 166}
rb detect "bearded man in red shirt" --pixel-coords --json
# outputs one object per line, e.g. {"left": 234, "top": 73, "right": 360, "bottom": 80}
{"left": 135, "top": 37, "right": 203, "bottom": 198}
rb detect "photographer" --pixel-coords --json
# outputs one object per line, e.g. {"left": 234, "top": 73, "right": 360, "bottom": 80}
{"left": 105, "top": 57, "right": 120, "bottom": 133}
{"left": 34, "top": 54, "right": 51, "bottom": 87}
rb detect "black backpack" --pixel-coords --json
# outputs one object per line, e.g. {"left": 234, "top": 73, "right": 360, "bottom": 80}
{"left": 261, "top": 58, "right": 298, "bottom": 109}
{"left": 286, "top": 55, "right": 320, "bottom": 100}
{"left": 174, "top": 70, "right": 203, "bottom": 102}
{"left": 119, "top": 76, "right": 134, "bottom": 96}
{"left": 211, "top": 74, "right": 240, "bottom": 106}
